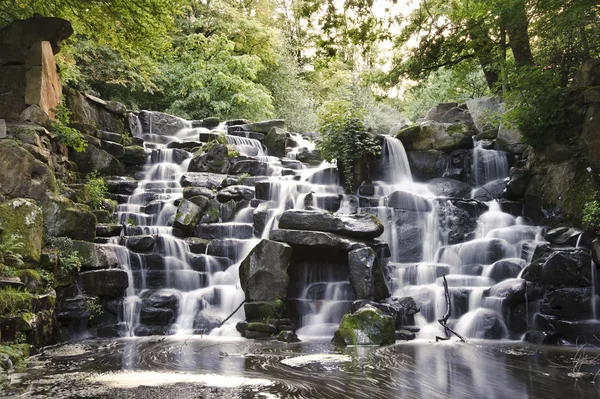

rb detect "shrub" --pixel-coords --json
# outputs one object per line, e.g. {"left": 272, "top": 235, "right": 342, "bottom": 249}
{"left": 317, "top": 100, "right": 381, "bottom": 192}
{"left": 583, "top": 198, "right": 600, "bottom": 234}
{"left": 77, "top": 171, "right": 108, "bottom": 210}
{"left": 46, "top": 237, "right": 81, "bottom": 272}
{"left": 50, "top": 101, "right": 87, "bottom": 152}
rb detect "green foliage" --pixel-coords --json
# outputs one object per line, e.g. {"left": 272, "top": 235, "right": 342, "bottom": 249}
{"left": 49, "top": 101, "right": 87, "bottom": 152}
{"left": 85, "top": 298, "right": 103, "bottom": 321}
{"left": 77, "top": 172, "right": 108, "bottom": 210}
{"left": 317, "top": 101, "right": 381, "bottom": 192}
{"left": 583, "top": 197, "right": 600, "bottom": 234}
{"left": 0, "top": 288, "right": 33, "bottom": 314}
{"left": 127, "top": 217, "right": 137, "bottom": 226}
{"left": 0, "top": 235, "right": 25, "bottom": 268}
{"left": 0, "top": 344, "right": 30, "bottom": 371}
{"left": 227, "top": 145, "right": 239, "bottom": 159}
{"left": 46, "top": 237, "right": 81, "bottom": 272}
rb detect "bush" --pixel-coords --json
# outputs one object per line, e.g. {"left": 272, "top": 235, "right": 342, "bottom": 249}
{"left": 50, "top": 101, "right": 87, "bottom": 152}
{"left": 46, "top": 237, "right": 81, "bottom": 272}
{"left": 317, "top": 100, "right": 381, "bottom": 192}
{"left": 583, "top": 198, "right": 600, "bottom": 234}
{"left": 77, "top": 172, "right": 108, "bottom": 210}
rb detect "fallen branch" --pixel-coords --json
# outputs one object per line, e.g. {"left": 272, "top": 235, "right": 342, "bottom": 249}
{"left": 436, "top": 275, "right": 467, "bottom": 343}
{"left": 218, "top": 300, "right": 246, "bottom": 328}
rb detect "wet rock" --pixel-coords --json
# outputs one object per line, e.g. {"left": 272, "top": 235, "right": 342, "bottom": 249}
{"left": 386, "top": 190, "right": 432, "bottom": 212}
{"left": 122, "top": 145, "right": 148, "bottom": 166}
{"left": 486, "top": 278, "right": 544, "bottom": 307}
{"left": 524, "top": 248, "right": 594, "bottom": 288}
{"left": 246, "top": 322, "right": 277, "bottom": 334}
{"left": 358, "top": 180, "right": 375, "bottom": 196}
{"left": 332, "top": 305, "right": 395, "bottom": 346}
{"left": 394, "top": 224, "right": 424, "bottom": 262}
{"left": 279, "top": 209, "right": 384, "bottom": 239}
{"left": 183, "top": 186, "right": 215, "bottom": 199}
{"left": 554, "top": 319, "right": 600, "bottom": 344}
{"left": 185, "top": 237, "right": 210, "bottom": 254}
{"left": 193, "top": 312, "right": 221, "bottom": 332}
{"left": 270, "top": 229, "right": 370, "bottom": 251}
{"left": 236, "top": 321, "right": 248, "bottom": 334}
{"left": 133, "top": 324, "right": 167, "bottom": 336}
{"left": 244, "top": 301, "right": 285, "bottom": 322}
{"left": 398, "top": 121, "right": 473, "bottom": 153}
{"left": 41, "top": 194, "right": 97, "bottom": 242}
{"left": 296, "top": 148, "right": 322, "bottom": 165}
{"left": 72, "top": 241, "right": 119, "bottom": 270}
{"left": 456, "top": 308, "right": 506, "bottom": 339}
{"left": 348, "top": 247, "right": 390, "bottom": 301}
{"left": 472, "top": 179, "right": 507, "bottom": 201}
{"left": 395, "top": 330, "right": 416, "bottom": 341}
{"left": 486, "top": 259, "right": 525, "bottom": 283}
{"left": 264, "top": 127, "right": 288, "bottom": 157}
{"left": 0, "top": 198, "right": 44, "bottom": 265}
{"left": 138, "top": 110, "right": 188, "bottom": 136}
{"left": 107, "top": 179, "right": 138, "bottom": 195}
{"left": 173, "top": 199, "right": 203, "bottom": 236}
{"left": 180, "top": 172, "right": 227, "bottom": 190}
{"left": 229, "top": 159, "right": 269, "bottom": 176}
{"left": 440, "top": 107, "right": 474, "bottom": 125}
{"left": 196, "top": 223, "right": 254, "bottom": 240}
{"left": 540, "top": 287, "right": 599, "bottom": 320}
{"left": 216, "top": 185, "right": 255, "bottom": 202}
{"left": 385, "top": 296, "right": 421, "bottom": 327}
{"left": 244, "top": 330, "right": 272, "bottom": 339}
{"left": 278, "top": 330, "right": 300, "bottom": 342}
{"left": 140, "top": 289, "right": 181, "bottom": 313}
{"left": 96, "top": 223, "right": 122, "bottom": 238}
{"left": 544, "top": 227, "right": 583, "bottom": 247}
{"left": 126, "top": 235, "right": 155, "bottom": 252}
{"left": 424, "top": 103, "right": 459, "bottom": 122}
{"left": 407, "top": 150, "right": 452, "bottom": 181}
{"left": 79, "top": 269, "right": 128, "bottom": 297}
{"left": 239, "top": 239, "right": 292, "bottom": 302}
{"left": 505, "top": 167, "right": 531, "bottom": 200}
{"left": 188, "top": 143, "right": 230, "bottom": 174}
{"left": 426, "top": 177, "right": 472, "bottom": 198}
{"left": 236, "top": 120, "right": 284, "bottom": 134}
{"left": 437, "top": 238, "right": 512, "bottom": 265}
{"left": 140, "top": 306, "right": 175, "bottom": 326}
{"left": 252, "top": 201, "right": 275, "bottom": 236}
{"left": 437, "top": 202, "right": 476, "bottom": 245}
{"left": 523, "top": 330, "right": 562, "bottom": 345}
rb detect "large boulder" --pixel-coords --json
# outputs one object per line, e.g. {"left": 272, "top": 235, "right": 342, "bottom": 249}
{"left": 0, "top": 140, "right": 55, "bottom": 200}
{"left": 539, "top": 250, "right": 594, "bottom": 287}
{"left": 465, "top": 96, "right": 502, "bottom": 134}
{"left": 137, "top": 110, "right": 188, "bottom": 136}
{"left": 180, "top": 172, "right": 226, "bottom": 190}
{"left": 455, "top": 308, "right": 507, "bottom": 339}
{"left": 386, "top": 190, "right": 432, "bottom": 212}
{"left": 426, "top": 177, "right": 472, "bottom": 198}
{"left": 79, "top": 269, "right": 129, "bottom": 297}
{"left": 237, "top": 120, "right": 285, "bottom": 134}
{"left": 279, "top": 209, "right": 384, "bottom": 239}
{"left": 264, "top": 127, "right": 288, "bottom": 157}
{"left": 188, "top": 144, "right": 230, "bottom": 174}
{"left": 540, "top": 287, "right": 599, "bottom": 320}
{"left": 505, "top": 166, "right": 531, "bottom": 200}
{"left": 348, "top": 247, "right": 390, "bottom": 301}
{"left": 239, "top": 239, "right": 292, "bottom": 302}
{"left": 270, "top": 229, "right": 369, "bottom": 251}
{"left": 69, "top": 142, "right": 123, "bottom": 175}
{"left": 397, "top": 122, "right": 472, "bottom": 153}
{"left": 0, "top": 198, "right": 43, "bottom": 265}
{"left": 332, "top": 305, "right": 395, "bottom": 346}
{"left": 472, "top": 179, "right": 506, "bottom": 201}
{"left": 580, "top": 103, "right": 600, "bottom": 170}
{"left": 40, "top": 194, "right": 97, "bottom": 242}
{"left": 407, "top": 150, "right": 452, "bottom": 181}
{"left": 486, "top": 278, "right": 544, "bottom": 307}
{"left": 295, "top": 148, "right": 322, "bottom": 165}
{"left": 216, "top": 185, "right": 255, "bottom": 202}
{"left": 65, "top": 89, "right": 125, "bottom": 133}
{"left": 424, "top": 103, "right": 458, "bottom": 122}
{"left": 72, "top": 241, "right": 119, "bottom": 270}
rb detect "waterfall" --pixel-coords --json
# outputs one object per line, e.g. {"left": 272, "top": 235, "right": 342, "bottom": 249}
{"left": 381, "top": 135, "right": 412, "bottom": 184}
{"left": 472, "top": 138, "right": 509, "bottom": 186}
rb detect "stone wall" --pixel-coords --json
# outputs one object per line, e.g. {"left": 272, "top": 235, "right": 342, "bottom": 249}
{"left": 0, "top": 16, "right": 73, "bottom": 120}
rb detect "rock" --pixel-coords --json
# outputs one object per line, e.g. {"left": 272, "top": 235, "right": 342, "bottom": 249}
{"left": 389, "top": 120, "right": 412, "bottom": 135}
{"left": 407, "top": 150, "right": 452, "bottom": 181}
{"left": 133, "top": 324, "right": 167, "bottom": 336}
{"left": 385, "top": 296, "right": 421, "bottom": 327}
{"left": 140, "top": 306, "right": 174, "bottom": 326}
{"left": 386, "top": 190, "right": 432, "bottom": 212}
{"left": 244, "top": 330, "right": 272, "bottom": 339}
{"left": 424, "top": 103, "right": 458, "bottom": 122}
{"left": 252, "top": 201, "right": 274, "bottom": 236}
{"left": 239, "top": 239, "right": 292, "bottom": 302}
{"left": 216, "top": 185, "right": 255, "bottom": 202}
{"left": 573, "top": 59, "right": 600, "bottom": 87}
{"left": 580, "top": 104, "right": 600, "bottom": 170}
{"left": 465, "top": 97, "right": 502, "bottom": 134}
{"left": 426, "top": 177, "right": 472, "bottom": 198}
{"left": 244, "top": 300, "right": 285, "bottom": 322}
{"left": 229, "top": 159, "right": 269, "bottom": 176}
{"left": 96, "top": 223, "right": 122, "bottom": 238}
{"left": 246, "top": 322, "right": 277, "bottom": 334}
{"left": 296, "top": 148, "right": 322, "bottom": 165}
{"left": 40, "top": 194, "right": 97, "bottom": 242}
{"left": 183, "top": 186, "right": 216, "bottom": 199}
{"left": 105, "top": 101, "right": 127, "bottom": 116}
{"left": 440, "top": 107, "right": 473, "bottom": 125}
{"left": 238, "top": 120, "right": 285, "bottom": 134}
{"left": 395, "top": 330, "right": 416, "bottom": 340}
{"left": 540, "top": 287, "right": 599, "bottom": 320}
{"left": 497, "top": 121, "right": 524, "bottom": 149}
{"left": 486, "top": 278, "right": 544, "bottom": 307}
{"left": 399, "top": 122, "right": 472, "bottom": 153}
{"left": 107, "top": 179, "right": 138, "bottom": 195}
{"left": 593, "top": 238, "right": 600, "bottom": 265}
{"left": 126, "top": 235, "right": 155, "bottom": 252}
{"left": 278, "top": 330, "right": 300, "bottom": 342}
{"left": 358, "top": 180, "right": 375, "bottom": 196}
{"left": 188, "top": 144, "right": 230, "bottom": 174}
{"left": 523, "top": 330, "right": 562, "bottom": 345}
{"left": 544, "top": 227, "right": 583, "bottom": 246}
{"left": 456, "top": 308, "right": 507, "bottom": 339}
{"left": 279, "top": 209, "right": 384, "bottom": 239}
{"left": 486, "top": 259, "right": 525, "bottom": 283}
{"left": 348, "top": 247, "right": 390, "bottom": 301}
{"left": 122, "top": 145, "right": 148, "bottom": 166}
{"left": 79, "top": 269, "right": 128, "bottom": 297}
{"left": 332, "top": 305, "right": 395, "bottom": 346}
{"left": 138, "top": 110, "right": 188, "bottom": 136}
{"left": 20, "top": 104, "right": 49, "bottom": 125}
{"left": 540, "top": 250, "right": 594, "bottom": 287}
{"left": 0, "top": 140, "right": 56, "bottom": 199}
{"left": 0, "top": 198, "right": 43, "bottom": 265}
{"left": 72, "top": 241, "right": 119, "bottom": 270}
{"left": 265, "top": 127, "right": 288, "bottom": 157}
{"left": 173, "top": 199, "right": 203, "bottom": 236}
{"left": 270, "top": 229, "right": 371, "bottom": 251}
{"left": 472, "top": 179, "right": 507, "bottom": 201}
{"left": 69, "top": 142, "right": 123, "bottom": 175}
{"left": 65, "top": 89, "right": 124, "bottom": 133}
{"left": 505, "top": 167, "right": 531, "bottom": 200}
{"left": 0, "top": 119, "right": 5, "bottom": 138}
{"left": 436, "top": 202, "right": 477, "bottom": 245}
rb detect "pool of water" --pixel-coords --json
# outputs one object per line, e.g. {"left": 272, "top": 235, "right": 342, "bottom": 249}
{"left": 3, "top": 338, "right": 599, "bottom": 398}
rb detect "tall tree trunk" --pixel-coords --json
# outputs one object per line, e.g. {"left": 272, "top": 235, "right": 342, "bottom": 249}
{"left": 467, "top": 19, "right": 500, "bottom": 92}
{"left": 503, "top": 0, "right": 534, "bottom": 67}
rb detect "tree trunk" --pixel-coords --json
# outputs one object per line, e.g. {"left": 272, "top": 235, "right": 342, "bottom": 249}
{"left": 503, "top": 0, "right": 534, "bottom": 67}
{"left": 467, "top": 20, "right": 500, "bottom": 92}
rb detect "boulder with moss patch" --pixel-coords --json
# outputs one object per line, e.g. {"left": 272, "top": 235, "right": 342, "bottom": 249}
{"left": 40, "top": 193, "right": 97, "bottom": 242}
{"left": 0, "top": 198, "right": 43, "bottom": 266}
{"left": 240, "top": 240, "right": 292, "bottom": 302}
{"left": 332, "top": 305, "right": 395, "bottom": 346}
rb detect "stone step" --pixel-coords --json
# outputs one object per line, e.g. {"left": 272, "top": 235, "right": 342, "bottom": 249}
{"left": 96, "top": 223, "right": 122, "bottom": 238}
{"left": 131, "top": 270, "right": 210, "bottom": 290}
{"left": 107, "top": 179, "right": 138, "bottom": 195}
{"left": 196, "top": 223, "right": 254, "bottom": 240}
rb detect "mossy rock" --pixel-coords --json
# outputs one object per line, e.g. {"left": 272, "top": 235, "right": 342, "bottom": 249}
{"left": 264, "top": 127, "right": 288, "bottom": 158}
{"left": 412, "top": 122, "right": 472, "bottom": 152}
{"left": 246, "top": 322, "right": 277, "bottom": 334}
{"left": 40, "top": 193, "right": 97, "bottom": 242}
{"left": 244, "top": 299, "right": 285, "bottom": 322}
{"left": 0, "top": 343, "right": 30, "bottom": 371}
{"left": 332, "top": 305, "right": 395, "bottom": 346}
{"left": 0, "top": 198, "right": 44, "bottom": 266}
{"left": 0, "top": 287, "right": 34, "bottom": 313}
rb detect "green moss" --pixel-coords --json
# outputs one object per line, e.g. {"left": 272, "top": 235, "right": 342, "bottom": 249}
{"left": 0, "top": 199, "right": 44, "bottom": 265}
{"left": 208, "top": 207, "right": 220, "bottom": 220}
{"left": 446, "top": 123, "right": 469, "bottom": 136}
{"left": 247, "top": 322, "right": 276, "bottom": 333}
{"left": 255, "top": 300, "right": 285, "bottom": 322}
{"left": 0, "top": 343, "right": 30, "bottom": 370}
{"left": 395, "top": 124, "right": 420, "bottom": 139}
{"left": 0, "top": 288, "right": 33, "bottom": 313}
{"left": 332, "top": 307, "right": 395, "bottom": 347}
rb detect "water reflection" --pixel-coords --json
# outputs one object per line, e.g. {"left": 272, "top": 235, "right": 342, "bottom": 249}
{"left": 6, "top": 338, "right": 600, "bottom": 398}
